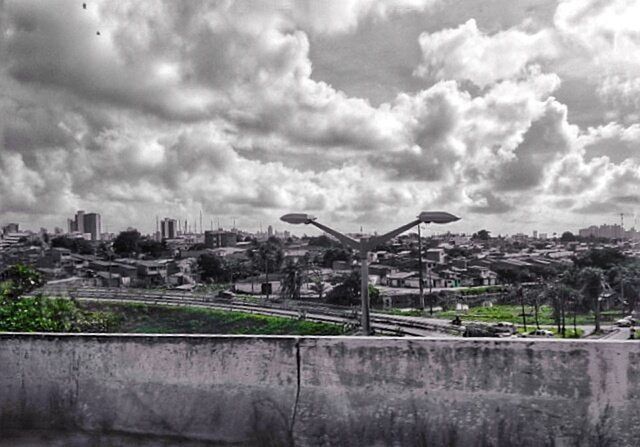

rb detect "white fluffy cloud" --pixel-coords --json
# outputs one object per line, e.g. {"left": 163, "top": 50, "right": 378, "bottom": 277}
{"left": 1, "top": 0, "right": 640, "bottom": 235}
{"left": 414, "top": 19, "right": 558, "bottom": 87}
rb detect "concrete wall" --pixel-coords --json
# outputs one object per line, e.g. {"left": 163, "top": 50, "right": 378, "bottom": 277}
{"left": 1, "top": 334, "right": 639, "bottom": 446}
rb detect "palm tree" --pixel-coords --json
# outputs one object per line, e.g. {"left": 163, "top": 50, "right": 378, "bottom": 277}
{"left": 248, "top": 239, "right": 284, "bottom": 299}
{"left": 578, "top": 267, "right": 604, "bottom": 333}
{"left": 307, "top": 267, "right": 326, "bottom": 300}
{"left": 280, "top": 259, "right": 304, "bottom": 300}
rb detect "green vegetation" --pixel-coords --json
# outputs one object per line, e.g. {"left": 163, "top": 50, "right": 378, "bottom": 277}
{"left": 0, "top": 264, "right": 343, "bottom": 335}
{"left": 0, "top": 264, "right": 118, "bottom": 332}
{"left": 80, "top": 302, "right": 345, "bottom": 335}
{"left": 0, "top": 296, "right": 118, "bottom": 332}
{"left": 432, "top": 304, "right": 606, "bottom": 325}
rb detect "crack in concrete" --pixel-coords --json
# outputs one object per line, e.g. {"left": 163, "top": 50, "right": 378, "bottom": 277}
{"left": 288, "top": 337, "right": 302, "bottom": 446}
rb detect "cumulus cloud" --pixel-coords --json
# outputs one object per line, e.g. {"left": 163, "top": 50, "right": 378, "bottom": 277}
{"left": 554, "top": 0, "right": 640, "bottom": 118}
{"left": 1, "top": 0, "right": 640, "bottom": 235}
{"left": 286, "top": 0, "right": 439, "bottom": 34}
{"left": 414, "top": 19, "right": 558, "bottom": 87}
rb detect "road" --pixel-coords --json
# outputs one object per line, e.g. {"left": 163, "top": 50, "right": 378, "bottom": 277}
{"left": 601, "top": 327, "right": 634, "bottom": 340}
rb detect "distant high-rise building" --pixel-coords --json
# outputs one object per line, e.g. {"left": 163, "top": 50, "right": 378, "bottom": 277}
{"left": 578, "top": 224, "right": 626, "bottom": 240}
{"left": 268, "top": 225, "right": 273, "bottom": 238}
{"left": 533, "top": 230, "right": 538, "bottom": 239}
{"left": 75, "top": 210, "right": 85, "bottom": 234}
{"left": 67, "top": 210, "right": 101, "bottom": 240}
{"left": 161, "top": 218, "right": 177, "bottom": 240}
{"left": 84, "top": 213, "right": 101, "bottom": 241}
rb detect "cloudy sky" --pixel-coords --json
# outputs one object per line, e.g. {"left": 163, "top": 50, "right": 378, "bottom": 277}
{"left": 1, "top": 0, "right": 639, "bottom": 236}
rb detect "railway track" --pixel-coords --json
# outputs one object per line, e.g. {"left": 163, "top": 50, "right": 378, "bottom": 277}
{"left": 31, "top": 286, "right": 461, "bottom": 337}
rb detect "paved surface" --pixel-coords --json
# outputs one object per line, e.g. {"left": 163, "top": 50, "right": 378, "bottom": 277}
{"left": 601, "top": 327, "right": 634, "bottom": 340}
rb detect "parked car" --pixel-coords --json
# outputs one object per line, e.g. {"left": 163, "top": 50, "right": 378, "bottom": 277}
{"left": 217, "top": 290, "right": 236, "bottom": 299}
{"left": 526, "top": 329, "right": 554, "bottom": 338}
{"left": 616, "top": 318, "right": 634, "bottom": 327}
{"left": 463, "top": 323, "right": 496, "bottom": 337}
{"left": 492, "top": 322, "right": 516, "bottom": 335}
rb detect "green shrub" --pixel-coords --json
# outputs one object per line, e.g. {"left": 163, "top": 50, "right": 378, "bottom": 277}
{"left": 0, "top": 295, "right": 119, "bottom": 333}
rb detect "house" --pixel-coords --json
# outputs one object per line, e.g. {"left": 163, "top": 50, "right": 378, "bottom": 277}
{"left": 283, "top": 248, "right": 309, "bottom": 264}
{"left": 332, "top": 260, "right": 351, "bottom": 271}
{"left": 368, "top": 264, "right": 398, "bottom": 285}
{"left": 136, "top": 260, "right": 168, "bottom": 287}
{"left": 426, "top": 248, "right": 446, "bottom": 264}
{"left": 387, "top": 271, "right": 418, "bottom": 288}
{"left": 95, "top": 271, "right": 121, "bottom": 288}
{"left": 467, "top": 266, "right": 498, "bottom": 286}
{"left": 36, "top": 248, "right": 74, "bottom": 272}
{"left": 89, "top": 260, "right": 137, "bottom": 286}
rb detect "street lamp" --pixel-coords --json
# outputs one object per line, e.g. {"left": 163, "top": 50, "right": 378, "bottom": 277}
{"left": 280, "top": 211, "right": 460, "bottom": 335}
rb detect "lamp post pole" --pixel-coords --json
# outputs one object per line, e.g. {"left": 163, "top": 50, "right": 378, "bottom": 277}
{"left": 418, "top": 224, "right": 425, "bottom": 312}
{"left": 280, "top": 211, "right": 460, "bottom": 335}
{"left": 359, "top": 237, "right": 371, "bottom": 334}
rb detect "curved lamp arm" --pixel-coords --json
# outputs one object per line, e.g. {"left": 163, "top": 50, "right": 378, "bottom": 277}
{"left": 368, "top": 218, "right": 422, "bottom": 250}
{"left": 309, "top": 221, "right": 360, "bottom": 250}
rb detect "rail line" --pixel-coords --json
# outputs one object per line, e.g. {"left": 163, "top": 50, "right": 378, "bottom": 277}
{"left": 31, "top": 286, "right": 461, "bottom": 337}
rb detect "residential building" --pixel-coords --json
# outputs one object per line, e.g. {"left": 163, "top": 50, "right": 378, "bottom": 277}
{"left": 425, "top": 248, "right": 446, "bottom": 264}
{"left": 67, "top": 210, "right": 101, "bottom": 240}
{"left": 84, "top": 213, "right": 101, "bottom": 241}
{"left": 204, "top": 230, "right": 237, "bottom": 248}
{"left": 161, "top": 218, "right": 177, "bottom": 240}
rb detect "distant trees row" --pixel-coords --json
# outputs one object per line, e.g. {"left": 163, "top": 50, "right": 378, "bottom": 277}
{"left": 112, "top": 230, "right": 166, "bottom": 258}
{"left": 496, "top": 247, "right": 640, "bottom": 335}
{"left": 51, "top": 236, "right": 94, "bottom": 255}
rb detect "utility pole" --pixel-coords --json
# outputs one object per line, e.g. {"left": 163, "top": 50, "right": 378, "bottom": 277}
{"left": 621, "top": 278, "right": 625, "bottom": 317}
{"left": 265, "top": 257, "right": 270, "bottom": 300}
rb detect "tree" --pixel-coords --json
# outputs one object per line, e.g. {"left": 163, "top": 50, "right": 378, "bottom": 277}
{"left": 607, "top": 266, "right": 640, "bottom": 314}
{"left": 560, "top": 231, "right": 576, "bottom": 242}
{"left": 307, "top": 267, "right": 326, "bottom": 300}
{"left": 2, "top": 264, "right": 45, "bottom": 301}
{"left": 280, "top": 259, "right": 304, "bottom": 300}
{"left": 248, "top": 240, "right": 284, "bottom": 274}
{"left": 248, "top": 239, "right": 284, "bottom": 299}
{"left": 322, "top": 247, "right": 352, "bottom": 268}
{"left": 307, "top": 235, "right": 339, "bottom": 248}
{"left": 138, "top": 239, "right": 165, "bottom": 258}
{"left": 473, "top": 229, "right": 491, "bottom": 241}
{"left": 326, "top": 270, "right": 360, "bottom": 306}
{"left": 113, "top": 230, "right": 141, "bottom": 256}
{"left": 51, "top": 236, "right": 94, "bottom": 255}
{"left": 574, "top": 248, "right": 626, "bottom": 270}
{"left": 198, "top": 254, "right": 225, "bottom": 283}
{"left": 578, "top": 267, "right": 604, "bottom": 333}
{"left": 368, "top": 284, "right": 381, "bottom": 307}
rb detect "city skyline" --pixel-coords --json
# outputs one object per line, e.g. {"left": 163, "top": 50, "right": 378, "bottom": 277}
{"left": 2, "top": 1, "right": 640, "bottom": 236}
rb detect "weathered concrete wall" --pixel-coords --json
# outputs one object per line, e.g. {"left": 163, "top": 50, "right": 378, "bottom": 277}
{"left": 1, "top": 334, "right": 639, "bottom": 446}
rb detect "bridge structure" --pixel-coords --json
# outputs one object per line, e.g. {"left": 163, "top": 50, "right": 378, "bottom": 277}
{"left": 1, "top": 333, "right": 639, "bottom": 446}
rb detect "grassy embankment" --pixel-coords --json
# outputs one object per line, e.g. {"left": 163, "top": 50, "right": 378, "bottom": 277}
{"left": 80, "top": 301, "right": 344, "bottom": 335}
{"left": 0, "top": 296, "right": 344, "bottom": 335}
